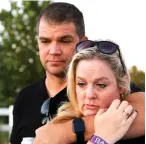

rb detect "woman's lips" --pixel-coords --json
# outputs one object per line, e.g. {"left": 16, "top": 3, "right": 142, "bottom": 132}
{"left": 85, "top": 104, "right": 99, "bottom": 110}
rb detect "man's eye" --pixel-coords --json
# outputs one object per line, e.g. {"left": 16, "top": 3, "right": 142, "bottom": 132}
{"left": 60, "top": 39, "right": 72, "bottom": 43}
{"left": 97, "top": 84, "right": 107, "bottom": 88}
{"left": 41, "top": 40, "right": 49, "bottom": 43}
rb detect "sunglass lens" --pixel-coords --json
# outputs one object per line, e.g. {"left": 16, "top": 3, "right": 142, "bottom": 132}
{"left": 98, "top": 41, "right": 117, "bottom": 54}
{"left": 42, "top": 117, "right": 49, "bottom": 125}
{"left": 41, "top": 98, "right": 50, "bottom": 115}
{"left": 76, "top": 40, "right": 95, "bottom": 52}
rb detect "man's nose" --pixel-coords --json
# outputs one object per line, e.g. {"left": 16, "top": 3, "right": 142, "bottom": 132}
{"left": 86, "top": 86, "right": 97, "bottom": 99}
{"left": 49, "top": 42, "right": 62, "bottom": 55}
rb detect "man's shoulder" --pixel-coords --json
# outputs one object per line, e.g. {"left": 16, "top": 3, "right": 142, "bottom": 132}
{"left": 118, "top": 135, "right": 145, "bottom": 144}
{"left": 130, "top": 82, "right": 142, "bottom": 93}
{"left": 21, "top": 78, "right": 45, "bottom": 93}
{"left": 16, "top": 78, "right": 46, "bottom": 101}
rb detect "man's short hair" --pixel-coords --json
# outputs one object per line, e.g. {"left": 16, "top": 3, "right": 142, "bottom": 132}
{"left": 36, "top": 2, "right": 85, "bottom": 38}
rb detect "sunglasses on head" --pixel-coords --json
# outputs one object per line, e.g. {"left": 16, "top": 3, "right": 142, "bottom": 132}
{"left": 76, "top": 40, "right": 126, "bottom": 75}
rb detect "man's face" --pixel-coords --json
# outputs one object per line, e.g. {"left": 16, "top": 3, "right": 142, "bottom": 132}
{"left": 38, "top": 19, "right": 83, "bottom": 77}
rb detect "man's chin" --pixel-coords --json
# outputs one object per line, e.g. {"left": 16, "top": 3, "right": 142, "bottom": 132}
{"left": 46, "top": 69, "right": 66, "bottom": 78}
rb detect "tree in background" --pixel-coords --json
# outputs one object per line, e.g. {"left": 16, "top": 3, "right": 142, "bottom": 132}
{"left": 0, "top": 1, "right": 145, "bottom": 107}
{"left": 129, "top": 66, "right": 145, "bottom": 91}
{"left": 0, "top": 1, "right": 50, "bottom": 107}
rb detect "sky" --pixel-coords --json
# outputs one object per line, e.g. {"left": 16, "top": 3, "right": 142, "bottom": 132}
{"left": 0, "top": 0, "right": 145, "bottom": 71}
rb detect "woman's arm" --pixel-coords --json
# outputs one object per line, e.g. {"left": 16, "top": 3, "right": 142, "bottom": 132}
{"left": 85, "top": 92, "right": 145, "bottom": 141}
{"left": 86, "top": 100, "right": 137, "bottom": 144}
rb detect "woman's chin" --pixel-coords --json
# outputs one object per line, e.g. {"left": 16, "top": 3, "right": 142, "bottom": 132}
{"left": 83, "top": 110, "right": 97, "bottom": 116}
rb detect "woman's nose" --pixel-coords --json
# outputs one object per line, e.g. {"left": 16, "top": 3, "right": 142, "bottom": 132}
{"left": 85, "top": 86, "right": 97, "bottom": 99}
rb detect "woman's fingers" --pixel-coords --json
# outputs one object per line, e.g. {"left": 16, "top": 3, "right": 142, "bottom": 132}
{"left": 109, "top": 99, "right": 121, "bottom": 110}
{"left": 96, "top": 108, "right": 106, "bottom": 116}
{"left": 118, "top": 101, "right": 129, "bottom": 111}
{"left": 123, "top": 105, "right": 134, "bottom": 118}
{"left": 127, "top": 110, "right": 137, "bottom": 123}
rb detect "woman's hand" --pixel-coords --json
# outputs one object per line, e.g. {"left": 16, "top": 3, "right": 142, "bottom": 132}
{"left": 94, "top": 99, "right": 137, "bottom": 144}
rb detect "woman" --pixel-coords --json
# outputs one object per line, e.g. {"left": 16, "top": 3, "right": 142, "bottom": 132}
{"left": 51, "top": 40, "right": 144, "bottom": 144}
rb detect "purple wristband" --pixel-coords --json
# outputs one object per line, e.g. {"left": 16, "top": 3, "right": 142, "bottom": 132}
{"left": 90, "top": 135, "right": 108, "bottom": 144}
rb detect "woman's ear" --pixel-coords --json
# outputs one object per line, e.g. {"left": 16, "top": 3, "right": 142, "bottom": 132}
{"left": 119, "top": 87, "right": 124, "bottom": 94}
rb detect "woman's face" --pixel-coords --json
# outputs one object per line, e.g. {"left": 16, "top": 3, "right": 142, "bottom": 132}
{"left": 76, "top": 58, "right": 121, "bottom": 116}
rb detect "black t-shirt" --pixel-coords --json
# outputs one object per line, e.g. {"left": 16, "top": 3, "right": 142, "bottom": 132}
{"left": 116, "top": 135, "right": 145, "bottom": 144}
{"left": 10, "top": 78, "right": 68, "bottom": 144}
{"left": 10, "top": 79, "right": 143, "bottom": 144}
{"left": 81, "top": 136, "right": 145, "bottom": 144}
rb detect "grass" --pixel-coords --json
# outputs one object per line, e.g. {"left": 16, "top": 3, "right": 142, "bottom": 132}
{"left": 0, "top": 131, "right": 9, "bottom": 144}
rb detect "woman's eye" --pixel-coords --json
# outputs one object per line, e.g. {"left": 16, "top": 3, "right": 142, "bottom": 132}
{"left": 97, "top": 84, "right": 107, "bottom": 88}
{"left": 77, "top": 82, "right": 85, "bottom": 87}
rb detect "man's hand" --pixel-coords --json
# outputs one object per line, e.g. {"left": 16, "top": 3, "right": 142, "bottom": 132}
{"left": 33, "top": 121, "right": 76, "bottom": 144}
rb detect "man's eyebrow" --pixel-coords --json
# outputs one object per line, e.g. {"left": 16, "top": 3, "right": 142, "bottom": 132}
{"left": 61, "top": 35, "right": 74, "bottom": 39}
{"left": 39, "top": 35, "right": 73, "bottom": 40}
{"left": 39, "top": 37, "right": 49, "bottom": 40}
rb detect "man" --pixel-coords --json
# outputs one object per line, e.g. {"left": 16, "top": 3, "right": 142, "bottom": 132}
{"left": 10, "top": 2, "right": 145, "bottom": 144}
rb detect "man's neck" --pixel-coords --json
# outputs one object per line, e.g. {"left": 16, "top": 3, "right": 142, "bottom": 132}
{"left": 45, "top": 73, "right": 67, "bottom": 98}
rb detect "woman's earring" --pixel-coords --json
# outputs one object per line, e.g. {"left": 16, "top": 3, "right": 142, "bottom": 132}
{"left": 120, "top": 93, "right": 124, "bottom": 100}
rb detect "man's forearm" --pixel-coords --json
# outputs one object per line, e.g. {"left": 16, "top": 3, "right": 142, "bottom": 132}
{"left": 123, "top": 92, "right": 145, "bottom": 139}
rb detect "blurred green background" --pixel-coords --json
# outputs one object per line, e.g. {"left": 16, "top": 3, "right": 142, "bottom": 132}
{"left": 0, "top": 1, "right": 145, "bottom": 143}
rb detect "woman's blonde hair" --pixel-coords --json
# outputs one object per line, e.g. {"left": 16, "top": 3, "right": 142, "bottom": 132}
{"left": 52, "top": 43, "right": 130, "bottom": 123}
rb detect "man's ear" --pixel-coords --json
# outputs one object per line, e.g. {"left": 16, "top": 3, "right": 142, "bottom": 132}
{"left": 81, "top": 36, "right": 88, "bottom": 41}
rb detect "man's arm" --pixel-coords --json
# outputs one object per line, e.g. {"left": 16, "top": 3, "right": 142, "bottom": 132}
{"left": 9, "top": 90, "right": 24, "bottom": 144}
{"left": 34, "top": 92, "right": 145, "bottom": 144}
{"left": 123, "top": 92, "right": 145, "bottom": 138}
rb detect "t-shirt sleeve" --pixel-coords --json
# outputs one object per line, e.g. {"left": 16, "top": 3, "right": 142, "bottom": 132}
{"left": 9, "top": 90, "right": 24, "bottom": 144}
{"left": 130, "top": 82, "right": 143, "bottom": 93}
